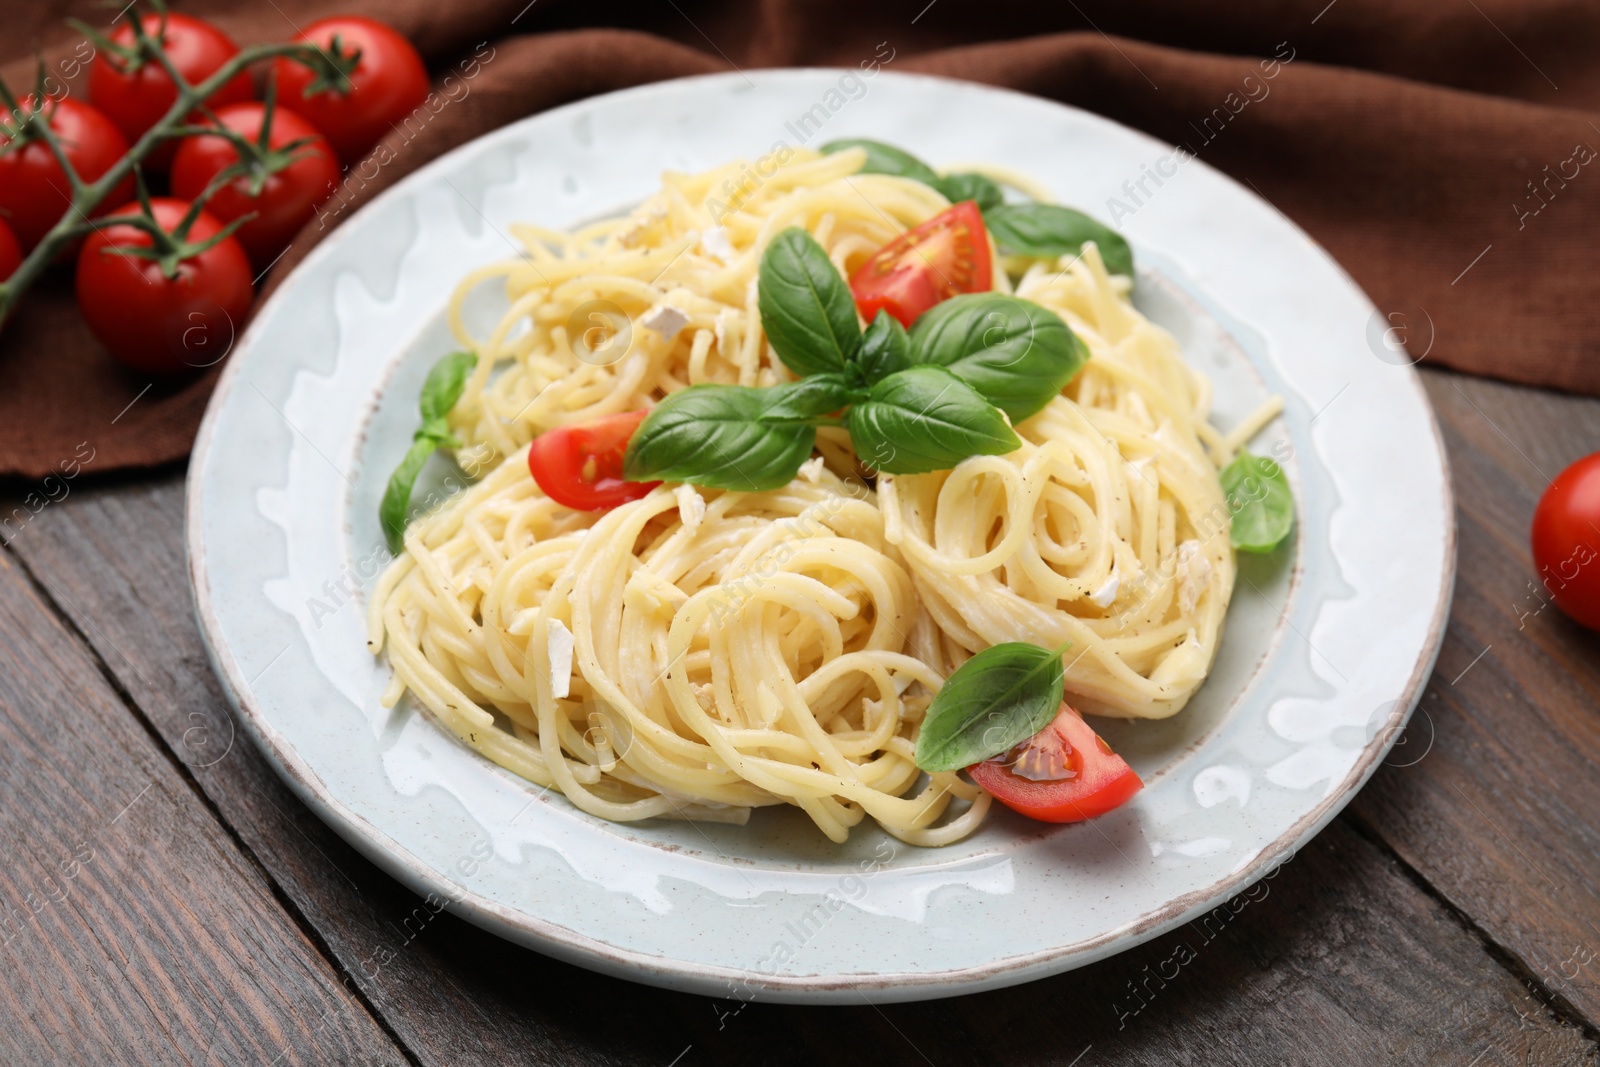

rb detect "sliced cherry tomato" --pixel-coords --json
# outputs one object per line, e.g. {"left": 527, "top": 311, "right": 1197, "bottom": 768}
{"left": 270, "top": 17, "right": 429, "bottom": 164}
{"left": 0, "top": 95, "right": 134, "bottom": 251}
{"left": 849, "top": 200, "right": 992, "bottom": 328}
{"left": 527, "top": 410, "right": 661, "bottom": 511}
{"left": 170, "top": 102, "right": 340, "bottom": 269}
{"left": 88, "top": 13, "right": 255, "bottom": 169}
{"left": 1531, "top": 452, "right": 1600, "bottom": 631}
{"left": 968, "top": 704, "right": 1143, "bottom": 823}
{"left": 75, "top": 198, "right": 254, "bottom": 375}
{"left": 0, "top": 218, "right": 19, "bottom": 282}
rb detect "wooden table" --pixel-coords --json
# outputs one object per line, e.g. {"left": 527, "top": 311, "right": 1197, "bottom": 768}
{"left": 0, "top": 368, "right": 1596, "bottom": 1066}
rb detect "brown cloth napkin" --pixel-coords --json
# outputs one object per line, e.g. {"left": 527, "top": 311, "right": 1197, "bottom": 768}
{"left": 3, "top": 0, "right": 1597, "bottom": 479}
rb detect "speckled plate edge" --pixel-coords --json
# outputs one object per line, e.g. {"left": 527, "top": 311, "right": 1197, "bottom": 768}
{"left": 186, "top": 69, "right": 1456, "bottom": 1003}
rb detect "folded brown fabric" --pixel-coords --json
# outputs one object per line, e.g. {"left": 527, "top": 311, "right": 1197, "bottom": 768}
{"left": 2, "top": 0, "right": 1595, "bottom": 479}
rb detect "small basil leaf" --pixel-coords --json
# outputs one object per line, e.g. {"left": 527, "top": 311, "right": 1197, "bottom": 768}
{"left": 757, "top": 228, "right": 861, "bottom": 378}
{"left": 418, "top": 350, "right": 477, "bottom": 423}
{"left": 820, "top": 138, "right": 941, "bottom": 185}
{"left": 623, "top": 385, "right": 816, "bottom": 491}
{"left": 380, "top": 436, "right": 443, "bottom": 553}
{"left": 760, "top": 374, "right": 856, "bottom": 422}
{"left": 931, "top": 172, "right": 1004, "bottom": 212}
{"left": 852, "top": 310, "right": 911, "bottom": 384}
{"left": 847, "top": 366, "right": 1019, "bottom": 475}
{"left": 1219, "top": 452, "right": 1295, "bottom": 553}
{"left": 985, "top": 203, "right": 1135, "bottom": 278}
{"left": 914, "top": 642, "right": 1066, "bottom": 773}
{"left": 908, "top": 293, "right": 1088, "bottom": 422}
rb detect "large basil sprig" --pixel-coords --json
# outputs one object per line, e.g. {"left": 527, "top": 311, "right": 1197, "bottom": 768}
{"left": 380, "top": 350, "right": 476, "bottom": 552}
{"left": 756, "top": 229, "right": 860, "bottom": 376}
{"left": 914, "top": 641, "right": 1068, "bottom": 773}
{"left": 1219, "top": 453, "right": 1295, "bottom": 553}
{"left": 625, "top": 223, "right": 1094, "bottom": 489}
{"left": 909, "top": 293, "right": 1090, "bottom": 423}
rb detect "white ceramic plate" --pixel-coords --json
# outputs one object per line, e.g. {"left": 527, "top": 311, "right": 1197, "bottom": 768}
{"left": 187, "top": 70, "right": 1453, "bottom": 1004}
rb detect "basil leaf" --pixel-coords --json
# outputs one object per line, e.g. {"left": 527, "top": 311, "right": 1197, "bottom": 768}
{"left": 908, "top": 293, "right": 1088, "bottom": 423}
{"left": 757, "top": 228, "right": 861, "bottom": 378}
{"left": 820, "top": 138, "right": 941, "bottom": 185}
{"left": 1219, "top": 452, "right": 1295, "bottom": 553}
{"left": 380, "top": 436, "right": 444, "bottom": 553}
{"left": 931, "top": 172, "right": 1004, "bottom": 212}
{"left": 418, "top": 350, "right": 477, "bottom": 423}
{"left": 623, "top": 385, "right": 816, "bottom": 491}
{"left": 914, "top": 642, "right": 1066, "bottom": 773}
{"left": 380, "top": 351, "right": 478, "bottom": 552}
{"left": 851, "top": 310, "right": 911, "bottom": 384}
{"left": 847, "top": 366, "right": 1019, "bottom": 475}
{"left": 985, "top": 203, "right": 1134, "bottom": 278}
{"left": 760, "top": 374, "right": 857, "bottom": 422}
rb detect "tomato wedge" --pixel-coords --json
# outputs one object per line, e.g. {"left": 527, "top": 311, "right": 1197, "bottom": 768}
{"left": 527, "top": 410, "right": 661, "bottom": 511}
{"left": 968, "top": 704, "right": 1143, "bottom": 823}
{"left": 849, "top": 200, "right": 992, "bottom": 328}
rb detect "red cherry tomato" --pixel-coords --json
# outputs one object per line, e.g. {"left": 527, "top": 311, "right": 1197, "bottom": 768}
{"left": 527, "top": 410, "right": 661, "bottom": 511}
{"left": 1531, "top": 452, "right": 1600, "bottom": 631}
{"left": 0, "top": 218, "right": 19, "bottom": 282}
{"left": 88, "top": 13, "right": 254, "bottom": 169}
{"left": 270, "top": 17, "right": 428, "bottom": 164}
{"left": 75, "top": 198, "right": 254, "bottom": 375}
{"left": 968, "top": 704, "right": 1143, "bottom": 823}
{"left": 849, "top": 200, "right": 993, "bottom": 328}
{"left": 0, "top": 95, "right": 134, "bottom": 251}
{"left": 170, "top": 102, "right": 340, "bottom": 269}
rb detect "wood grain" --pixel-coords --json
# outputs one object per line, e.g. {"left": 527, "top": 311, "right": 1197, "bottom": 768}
{"left": 1346, "top": 370, "right": 1600, "bottom": 1023}
{"left": 0, "top": 550, "right": 406, "bottom": 1066}
{"left": 4, "top": 414, "right": 1597, "bottom": 1064}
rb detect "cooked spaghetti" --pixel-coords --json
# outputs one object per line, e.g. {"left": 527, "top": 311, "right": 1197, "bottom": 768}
{"left": 368, "top": 146, "right": 1276, "bottom": 844}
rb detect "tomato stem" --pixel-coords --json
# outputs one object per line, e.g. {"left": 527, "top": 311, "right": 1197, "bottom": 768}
{"left": 0, "top": 18, "right": 334, "bottom": 326}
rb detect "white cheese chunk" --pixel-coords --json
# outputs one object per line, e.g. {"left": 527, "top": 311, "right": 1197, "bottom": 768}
{"left": 1090, "top": 570, "right": 1120, "bottom": 608}
{"left": 700, "top": 226, "right": 737, "bottom": 263}
{"left": 547, "top": 618, "right": 574, "bottom": 699}
{"left": 675, "top": 484, "right": 706, "bottom": 530}
{"left": 640, "top": 303, "right": 691, "bottom": 341}
{"left": 1176, "top": 539, "right": 1211, "bottom": 615}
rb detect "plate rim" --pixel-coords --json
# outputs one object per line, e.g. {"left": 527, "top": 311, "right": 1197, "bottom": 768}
{"left": 185, "top": 67, "right": 1458, "bottom": 1002}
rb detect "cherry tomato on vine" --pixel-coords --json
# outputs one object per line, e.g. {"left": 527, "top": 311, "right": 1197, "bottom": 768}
{"left": 527, "top": 410, "right": 661, "bottom": 511}
{"left": 1531, "top": 452, "right": 1600, "bottom": 631}
{"left": 968, "top": 704, "right": 1143, "bottom": 823}
{"left": 87, "top": 12, "right": 254, "bottom": 169}
{"left": 171, "top": 102, "right": 340, "bottom": 269}
{"left": 0, "top": 95, "right": 133, "bottom": 251}
{"left": 270, "top": 16, "right": 428, "bottom": 164}
{"left": 75, "top": 198, "right": 253, "bottom": 376}
{"left": 849, "top": 200, "right": 992, "bottom": 328}
{"left": 0, "top": 219, "right": 19, "bottom": 282}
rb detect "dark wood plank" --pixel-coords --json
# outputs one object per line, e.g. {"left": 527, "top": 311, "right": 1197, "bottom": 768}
{"left": 0, "top": 550, "right": 407, "bottom": 1066}
{"left": 5, "top": 463, "right": 1596, "bottom": 1064}
{"left": 1349, "top": 369, "right": 1600, "bottom": 1022}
